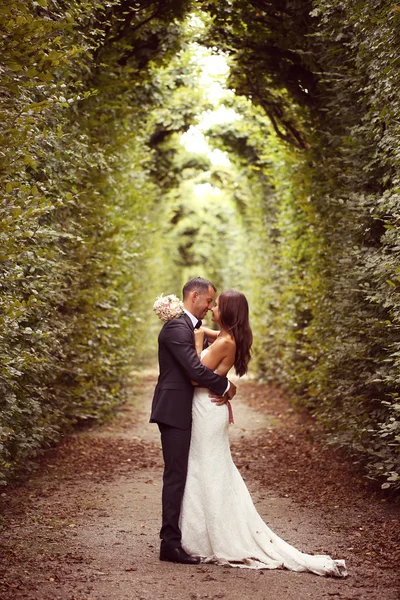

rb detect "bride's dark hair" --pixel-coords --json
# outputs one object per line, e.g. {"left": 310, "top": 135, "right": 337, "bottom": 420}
{"left": 218, "top": 289, "right": 253, "bottom": 377}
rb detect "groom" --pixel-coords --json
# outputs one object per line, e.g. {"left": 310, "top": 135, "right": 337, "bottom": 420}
{"left": 150, "top": 277, "right": 236, "bottom": 564}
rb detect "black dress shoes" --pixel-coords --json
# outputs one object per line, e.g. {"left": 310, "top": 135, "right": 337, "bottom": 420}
{"left": 159, "top": 545, "right": 200, "bottom": 565}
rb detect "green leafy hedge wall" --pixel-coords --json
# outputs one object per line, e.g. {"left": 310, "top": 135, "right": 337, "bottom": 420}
{"left": 204, "top": 0, "right": 400, "bottom": 489}
{"left": 0, "top": 0, "right": 187, "bottom": 483}
{"left": 1, "top": 0, "right": 399, "bottom": 492}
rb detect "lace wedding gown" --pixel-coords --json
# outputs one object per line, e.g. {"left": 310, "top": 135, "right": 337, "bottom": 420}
{"left": 180, "top": 351, "right": 347, "bottom": 577}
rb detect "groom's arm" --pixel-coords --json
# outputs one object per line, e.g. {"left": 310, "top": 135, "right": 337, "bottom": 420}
{"left": 161, "top": 320, "right": 228, "bottom": 396}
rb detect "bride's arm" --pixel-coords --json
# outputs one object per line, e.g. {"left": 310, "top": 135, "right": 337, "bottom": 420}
{"left": 194, "top": 328, "right": 205, "bottom": 357}
{"left": 190, "top": 328, "right": 205, "bottom": 385}
{"left": 200, "top": 326, "right": 220, "bottom": 341}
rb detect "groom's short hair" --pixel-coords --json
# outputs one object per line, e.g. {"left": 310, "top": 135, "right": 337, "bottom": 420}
{"left": 182, "top": 277, "right": 216, "bottom": 299}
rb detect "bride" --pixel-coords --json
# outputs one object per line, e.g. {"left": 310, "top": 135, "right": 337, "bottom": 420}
{"left": 180, "top": 289, "right": 347, "bottom": 577}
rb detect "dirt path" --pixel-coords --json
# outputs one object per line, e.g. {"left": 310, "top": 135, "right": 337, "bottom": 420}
{"left": 1, "top": 367, "right": 399, "bottom": 600}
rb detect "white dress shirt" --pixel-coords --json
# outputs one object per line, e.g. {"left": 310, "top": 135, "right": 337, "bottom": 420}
{"left": 183, "top": 308, "right": 199, "bottom": 329}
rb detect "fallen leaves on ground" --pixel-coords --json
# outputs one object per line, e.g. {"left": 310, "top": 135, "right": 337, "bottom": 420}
{"left": 0, "top": 374, "right": 399, "bottom": 599}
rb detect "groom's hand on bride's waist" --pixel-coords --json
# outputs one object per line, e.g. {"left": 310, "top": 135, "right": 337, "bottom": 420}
{"left": 209, "top": 380, "right": 236, "bottom": 405}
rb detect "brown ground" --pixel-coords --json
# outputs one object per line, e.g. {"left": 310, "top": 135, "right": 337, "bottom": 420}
{"left": 0, "top": 367, "right": 399, "bottom": 600}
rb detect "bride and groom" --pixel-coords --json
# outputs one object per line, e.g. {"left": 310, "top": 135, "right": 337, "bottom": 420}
{"left": 150, "top": 277, "right": 347, "bottom": 577}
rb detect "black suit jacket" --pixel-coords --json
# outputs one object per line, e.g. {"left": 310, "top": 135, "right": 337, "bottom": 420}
{"left": 150, "top": 314, "right": 228, "bottom": 429}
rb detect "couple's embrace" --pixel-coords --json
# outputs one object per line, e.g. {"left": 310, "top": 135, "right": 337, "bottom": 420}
{"left": 150, "top": 277, "right": 347, "bottom": 577}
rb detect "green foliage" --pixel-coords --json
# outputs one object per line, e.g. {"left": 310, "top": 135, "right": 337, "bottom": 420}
{"left": 2, "top": 0, "right": 399, "bottom": 493}
{"left": 0, "top": 0, "right": 189, "bottom": 484}
{"left": 203, "top": 0, "right": 400, "bottom": 490}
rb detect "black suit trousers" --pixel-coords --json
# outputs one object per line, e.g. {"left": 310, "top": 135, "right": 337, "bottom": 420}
{"left": 158, "top": 422, "right": 191, "bottom": 549}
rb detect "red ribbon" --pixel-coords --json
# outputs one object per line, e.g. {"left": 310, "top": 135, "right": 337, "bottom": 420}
{"left": 227, "top": 400, "right": 234, "bottom": 425}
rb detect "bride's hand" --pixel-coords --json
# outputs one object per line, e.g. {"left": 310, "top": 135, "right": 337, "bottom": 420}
{"left": 194, "top": 327, "right": 205, "bottom": 341}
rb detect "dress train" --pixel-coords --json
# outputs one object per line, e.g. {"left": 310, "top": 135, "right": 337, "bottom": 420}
{"left": 180, "top": 382, "right": 347, "bottom": 578}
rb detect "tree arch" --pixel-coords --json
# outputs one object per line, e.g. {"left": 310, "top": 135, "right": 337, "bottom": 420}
{"left": 1, "top": 0, "right": 399, "bottom": 490}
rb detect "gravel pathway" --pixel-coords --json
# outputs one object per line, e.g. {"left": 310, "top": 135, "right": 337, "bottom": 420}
{"left": 0, "top": 367, "right": 398, "bottom": 599}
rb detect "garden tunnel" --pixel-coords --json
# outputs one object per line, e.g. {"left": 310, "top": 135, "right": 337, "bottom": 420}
{"left": 1, "top": 0, "right": 399, "bottom": 489}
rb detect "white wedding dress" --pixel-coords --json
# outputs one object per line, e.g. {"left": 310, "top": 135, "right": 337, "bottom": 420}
{"left": 180, "top": 350, "right": 347, "bottom": 577}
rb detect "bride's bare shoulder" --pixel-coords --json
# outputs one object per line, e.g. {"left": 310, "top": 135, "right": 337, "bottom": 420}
{"left": 214, "top": 335, "right": 236, "bottom": 355}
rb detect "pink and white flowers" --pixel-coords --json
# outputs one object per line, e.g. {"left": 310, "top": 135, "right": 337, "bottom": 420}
{"left": 153, "top": 294, "right": 184, "bottom": 322}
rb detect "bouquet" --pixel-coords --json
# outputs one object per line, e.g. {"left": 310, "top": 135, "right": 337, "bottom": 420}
{"left": 153, "top": 294, "right": 184, "bottom": 322}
